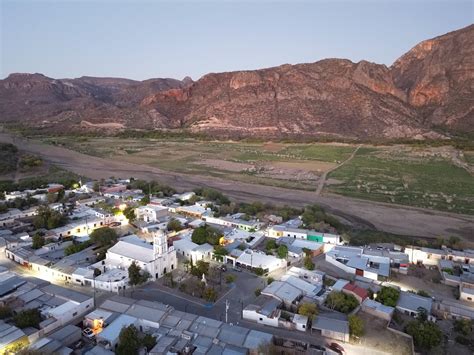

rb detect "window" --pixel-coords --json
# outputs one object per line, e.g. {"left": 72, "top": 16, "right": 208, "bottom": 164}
{"left": 259, "top": 318, "right": 263, "bottom": 321}
{"left": 73, "top": 312, "right": 77, "bottom": 316}
{"left": 468, "top": 297, "right": 472, "bottom": 301}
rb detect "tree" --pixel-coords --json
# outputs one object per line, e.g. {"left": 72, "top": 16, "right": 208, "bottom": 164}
{"left": 213, "top": 245, "right": 228, "bottom": 262}
{"left": 277, "top": 245, "right": 288, "bottom": 259}
{"left": 325, "top": 291, "right": 359, "bottom": 314}
{"left": 267, "top": 277, "right": 274, "bottom": 285}
{"left": 266, "top": 239, "right": 277, "bottom": 251}
{"left": 254, "top": 267, "right": 264, "bottom": 276}
{"left": 31, "top": 234, "right": 45, "bottom": 249}
{"left": 13, "top": 309, "right": 42, "bottom": 329}
{"left": 0, "top": 305, "right": 12, "bottom": 319}
{"left": 304, "top": 255, "right": 315, "bottom": 270}
{"left": 192, "top": 227, "right": 208, "bottom": 244}
{"left": 298, "top": 302, "right": 318, "bottom": 320}
{"left": 191, "top": 225, "right": 221, "bottom": 245}
{"left": 348, "top": 315, "right": 364, "bottom": 337}
{"left": 255, "top": 288, "right": 262, "bottom": 297}
{"left": 167, "top": 218, "right": 182, "bottom": 232}
{"left": 93, "top": 182, "right": 100, "bottom": 192}
{"left": 33, "top": 206, "right": 67, "bottom": 230}
{"left": 140, "top": 195, "right": 150, "bottom": 206}
{"left": 405, "top": 320, "right": 442, "bottom": 350}
{"left": 123, "top": 206, "right": 136, "bottom": 222}
{"left": 226, "top": 275, "right": 236, "bottom": 284}
{"left": 128, "top": 261, "right": 149, "bottom": 287}
{"left": 191, "top": 260, "right": 209, "bottom": 277}
{"left": 417, "top": 290, "right": 430, "bottom": 298}
{"left": 93, "top": 268, "right": 102, "bottom": 277}
{"left": 89, "top": 227, "right": 118, "bottom": 247}
{"left": 142, "top": 334, "right": 157, "bottom": 351}
{"left": 416, "top": 307, "right": 428, "bottom": 322}
{"left": 116, "top": 325, "right": 141, "bottom": 355}
{"left": 203, "top": 287, "right": 218, "bottom": 302}
{"left": 453, "top": 319, "right": 472, "bottom": 336}
{"left": 377, "top": 286, "right": 400, "bottom": 307}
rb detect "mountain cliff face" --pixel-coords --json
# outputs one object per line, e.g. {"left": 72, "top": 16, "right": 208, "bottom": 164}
{"left": 0, "top": 25, "right": 472, "bottom": 139}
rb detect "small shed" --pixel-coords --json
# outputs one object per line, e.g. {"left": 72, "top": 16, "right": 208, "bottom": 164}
{"left": 312, "top": 316, "right": 349, "bottom": 342}
{"left": 293, "top": 314, "right": 309, "bottom": 331}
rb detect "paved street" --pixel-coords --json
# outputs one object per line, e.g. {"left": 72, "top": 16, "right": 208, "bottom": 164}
{"left": 0, "top": 243, "right": 391, "bottom": 354}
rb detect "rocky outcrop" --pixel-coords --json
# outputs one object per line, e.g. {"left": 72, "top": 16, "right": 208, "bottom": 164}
{"left": 391, "top": 24, "right": 474, "bottom": 130}
{"left": 0, "top": 25, "right": 472, "bottom": 139}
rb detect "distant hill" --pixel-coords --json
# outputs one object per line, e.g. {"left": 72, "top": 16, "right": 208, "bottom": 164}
{"left": 1, "top": 25, "right": 473, "bottom": 140}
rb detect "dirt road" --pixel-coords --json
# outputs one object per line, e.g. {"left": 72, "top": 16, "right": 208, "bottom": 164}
{"left": 1, "top": 132, "right": 473, "bottom": 241}
{"left": 315, "top": 144, "right": 361, "bottom": 195}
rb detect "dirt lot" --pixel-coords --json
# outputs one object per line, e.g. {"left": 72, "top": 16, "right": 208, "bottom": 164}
{"left": 388, "top": 266, "right": 456, "bottom": 301}
{"left": 1, "top": 132, "right": 473, "bottom": 242}
{"left": 357, "top": 311, "right": 412, "bottom": 355}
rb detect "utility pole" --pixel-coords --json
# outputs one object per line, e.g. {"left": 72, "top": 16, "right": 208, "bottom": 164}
{"left": 225, "top": 299, "right": 229, "bottom": 323}
{"left": 93, "top": 274, "right": 96, "bottom": 308}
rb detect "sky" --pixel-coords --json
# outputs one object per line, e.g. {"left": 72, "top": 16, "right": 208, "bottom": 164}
{"left": 1, "top": 0, "right": 472, "bottom": 81}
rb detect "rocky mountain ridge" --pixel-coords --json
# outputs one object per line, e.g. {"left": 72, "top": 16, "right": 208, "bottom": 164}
{"left": 1, "top": 25, "right": 472, "bottom": 139}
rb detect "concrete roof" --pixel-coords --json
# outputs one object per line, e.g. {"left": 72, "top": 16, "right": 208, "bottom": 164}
{"left": 125, "top": 303, "right": 167, "bottom": 323}
{"left": 363, "top": 299, "right": 394, "bottom": 315}
{"left": 312, "top": 316, "right": 349, "bottom": 334}
{"left": 96, "top": 314, "right": 137, "bottom": 344}
{"left": 0, "top": 321, "right": 26, "bottom": 347}
{"left": 397, "top": 292, "right": 433, "bottom": 313}
{"left": 293, "top": 314, "right": 309, "bottom": 324}
{"left": 217, "top": 324, "right": 249, "bottom": 347}
{"left": 332, "top": 279, "right": 350, "bottom": 291}
{"left": 280, "top": 275, "right": 321, "bottom": 297}
{"left": 107, "top": 235, "right": 154, "bottom": 263}
{"left": 262, "top": 281, "right": 301, "bottom": 304}
{"left": 40, "top": 284, "right": 91, "bottom": 303}
{"left": 243, "top": 330, "right": 273, "bottom": 349}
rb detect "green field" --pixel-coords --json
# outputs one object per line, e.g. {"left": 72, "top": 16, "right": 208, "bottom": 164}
{"left": 39, "top": 136, "right": 474, "bottom": 214}
{"left": 328, "top": 147, "right": 474, "bottom": 214}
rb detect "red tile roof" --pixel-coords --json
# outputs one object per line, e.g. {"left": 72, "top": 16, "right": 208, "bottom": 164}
{"left": 343, "top": 283, "right": 368, "bottom": 300}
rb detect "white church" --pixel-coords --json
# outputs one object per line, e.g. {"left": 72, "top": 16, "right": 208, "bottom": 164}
{"left": 105, "top": 231, "right": 177, "bottom": 279}
{"left": 73, "top": 231, "right": 177, "bottom": 293}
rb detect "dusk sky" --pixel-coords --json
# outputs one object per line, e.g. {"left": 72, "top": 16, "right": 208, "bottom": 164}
{"left": 1, "top": 0, "right": 472, "bottom": 80}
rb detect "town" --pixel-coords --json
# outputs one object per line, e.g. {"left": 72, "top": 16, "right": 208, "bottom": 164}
{"left": 0, "top": 177, "right": 473, "bottom": 355}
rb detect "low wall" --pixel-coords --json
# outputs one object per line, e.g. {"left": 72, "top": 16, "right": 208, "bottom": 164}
{"left": 386, "top": 326, "right": 414, "bottom": 355}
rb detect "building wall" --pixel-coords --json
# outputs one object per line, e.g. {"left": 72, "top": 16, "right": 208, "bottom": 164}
{"left": 460, "top": 288, "right": 474, "bottom": 303}
{"left": 320, "top": 329, "right": 349, "bottom": 343}
{"left": 325, "top": 254, "right": 355, "bottom": 275}
{"left": 242, "top": 310, "right": 279, "bottom": 327}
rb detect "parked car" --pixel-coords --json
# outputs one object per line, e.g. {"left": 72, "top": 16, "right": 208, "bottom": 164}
{"left": 82, "top": 328, "right": 95, "bottom": 339}
{"left": 109, "top": 222, "right": 121, "bottom": 227}
{"left": 233, "top": 266, "right": 242, "bottom": 272}
{"left": 219, "top": 265, "right": 227, "bottom": 272}
{"left": 327, "top": 342, "right": 345, "bottom": 354}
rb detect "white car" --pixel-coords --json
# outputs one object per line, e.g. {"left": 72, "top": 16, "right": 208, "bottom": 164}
{"left": 82, "top": 327, "right": 95, "bottom": 339}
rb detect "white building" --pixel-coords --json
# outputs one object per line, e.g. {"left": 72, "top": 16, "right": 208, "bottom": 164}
{"left": 268, "top": 225, "right": 342, "bottom": 245}
{"left": 405, "top": 246, "right": 474, "bottom": 266}
{"left": 293, "top": 314, "right": 309, "bottom": 332}
{"left": 104, "top": 232, "right": 176, "bottom": 280}
{"left": 229, "top": 250, "right": 286, "bottom": 273}
{"left": 135, "top": 204, "right": 168, "bottom": 223}
{"left": 326, "top": 246, "right": 390, "bottom": 281}
{"left": 243, "top": 297, "right": 281, "bottom": 328}
{"left": 396, "top": 292, "right": 434, "bottom": 320}
{"left": 173, "top": 239, "right": 213, "bottom": 263}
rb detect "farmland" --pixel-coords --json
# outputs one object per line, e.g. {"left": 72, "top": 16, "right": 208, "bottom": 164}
{"left": 38, "top": 136, "right": 474, "bottom": 215}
